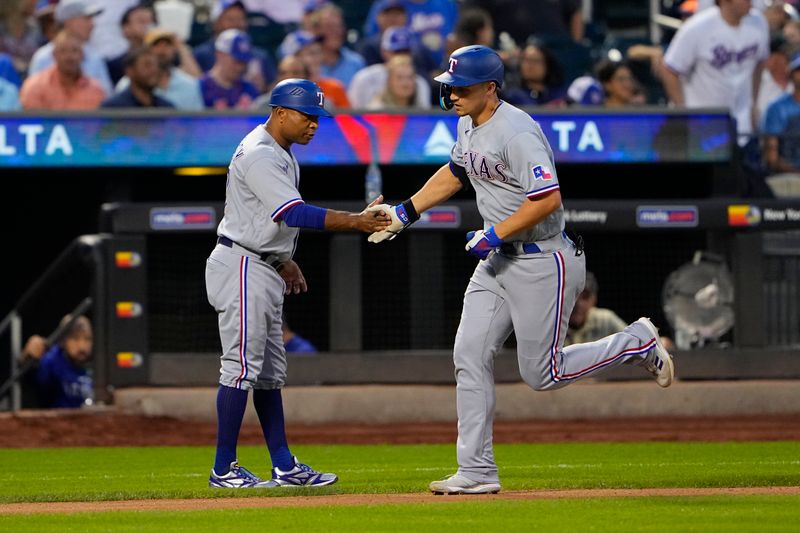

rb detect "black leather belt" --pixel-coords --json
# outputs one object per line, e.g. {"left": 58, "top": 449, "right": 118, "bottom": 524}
{"left": 217, "top": 236, "right": 284, "bottom": 272}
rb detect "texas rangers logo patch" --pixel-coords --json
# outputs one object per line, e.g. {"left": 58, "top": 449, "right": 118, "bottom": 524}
{"left": 532, "top": 165, "right": 553, "bottom": 181}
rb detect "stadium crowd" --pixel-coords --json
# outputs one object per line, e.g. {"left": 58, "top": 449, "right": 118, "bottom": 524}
{"left": 1, "top": 0, "right": 799, "bottom": 194}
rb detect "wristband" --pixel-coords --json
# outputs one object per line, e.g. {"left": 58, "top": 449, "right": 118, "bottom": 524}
{"left": 400, "top": 199, "right": 420, "bottom": 225}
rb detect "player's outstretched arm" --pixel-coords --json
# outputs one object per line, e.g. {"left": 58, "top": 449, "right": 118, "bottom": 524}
{"left": 324, "top": 205, "right": 392, "bottom": 233}
{"left": 367, "top": 164, "right": 463, "bottom": 243}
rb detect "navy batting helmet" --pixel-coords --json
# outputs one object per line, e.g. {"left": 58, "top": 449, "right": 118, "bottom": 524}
{"left": 434, "top": 45, "right": 504, "bottom": 110}
{"left": 269, "top": 78, "right": 332, "bottom": 117}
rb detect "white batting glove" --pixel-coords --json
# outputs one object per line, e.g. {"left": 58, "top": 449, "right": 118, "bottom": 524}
{"left": 367, "top": 204, "right": 409, "bottom": 243}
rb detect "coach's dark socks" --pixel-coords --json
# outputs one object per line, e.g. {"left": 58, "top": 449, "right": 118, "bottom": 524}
{"left": 214, "top": 385, "right": 249, "bottom": 475}
{"left": 253, "top": 388, "right": 294, "bottom": 471}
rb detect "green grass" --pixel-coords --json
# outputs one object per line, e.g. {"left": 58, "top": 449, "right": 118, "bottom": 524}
{"left": 0, "top": 442, "right": 798, "bottom": 503}
{"left": 1, "top": 496, "right": 799, "bottom": 532}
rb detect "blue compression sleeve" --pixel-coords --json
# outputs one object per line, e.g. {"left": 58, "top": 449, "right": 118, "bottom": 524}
{"left": 280, "top": 203, "right": 327, "bottom": 230}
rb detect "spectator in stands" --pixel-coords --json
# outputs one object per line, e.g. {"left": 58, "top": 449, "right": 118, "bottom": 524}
{"left": 200, "top": 28, "right": 260, "bottom": 109}
{"left": 757, "top": 36, "right": 794, "bottom": 120}
{"left": 783, "top": 19, "right": 800, "bottom": 45}
{"left": 0, "top": 76, "right": 21, "bottom": 110}
{"left": 28, "top": 0, "right": 113, "bottom": 96}
{"left": 86, "top": 0, "right": 138, "bottom": 62}
{"left": 0, "top": 0, "right": 41, "bottom": 80}
{"left": 357, "top": 0, "right": 407, "bottom": 66}
{"left": 565, "top": 272, "right": 675, "bottom": 349}
{"left": 102, "top": 46, "right": 174, "bottom": 108}
{"left": 366, "top": 54, "right": 429, "bottom": 109}
{"left": 760, "top": 52, "right": 800, "bottom": 196}
{"left": 463, "top": 0, "right": 583, "bottom": 48}
{"left": 348, "top": 26, "right": 430, "bottom": 109}
{"left": 282, "top": 321, "right": 317, "bottom": 354}
{"left": 565, "top": 75, "right": 604, "bottom": 106}
{"left": 362, "top": 0, "right": 458, "bottom": 67}
{"left": 504, "top": 38, "right": 567, "bottom": 107}
{"left": 279, "top": 29, "right": 350, "bottom": 108}
{"left": 251, "top": 53, "right": 310, "bottom": 110}
{"left": 596, "top": 59, "right": 643, "bottom": 107}
{"left": 444, "top": 6, "right": 494, "bottom": 56}
{"left": 34, "top": 0, "right": 59, "bottom": 44}
{"left": 193, "top": 0, "right": 276, "bottom": 93}
{"left": 20, "top": 315, "right": 94, "bottom": 409}
{"left": 661, "top": 0, "right": 769, "bottom": 145}
{"left": 763, "top": 0, "right": 795, "bottom": 40}
{"left": 106, "top": 3, "right": 157, "bottom": 85}
{"left": 114, "top": 29, "right": 203, "bottom": 110}
{"left": 311, "top": 3, "right": 365, "bottom": 88}
{"left": 20, "top": 30, "right": 105, "bottom": 109}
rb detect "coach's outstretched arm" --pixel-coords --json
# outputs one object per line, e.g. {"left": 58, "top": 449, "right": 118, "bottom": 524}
{"left": 367, "top": 163, "right": 464, "bottom": 243}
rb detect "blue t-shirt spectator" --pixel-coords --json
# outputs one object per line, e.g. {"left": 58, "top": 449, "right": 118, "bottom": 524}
{"left": 320, "top": 47, "right": 365, "bottom": 88}
{"left": 0, "top": 53, "right": 21, "bottom": 87}
{"left": 36, "top": 345, "right": 93, "bottom": 408}
{"left": 200, "top": 73, "right": 260, "bottom": 109}
{"left": 0, "top": 77, "right": 21, "bottom": 110}
{"left": 762, "top": 92, "right": 800, "bottom": 168}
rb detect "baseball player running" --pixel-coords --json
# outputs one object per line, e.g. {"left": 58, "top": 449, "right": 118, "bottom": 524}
{"left": 368, "top": 46, "right": 674, "bottom": 495}
{"left": 205, "top": 78, "right": 390, "bottom": 488}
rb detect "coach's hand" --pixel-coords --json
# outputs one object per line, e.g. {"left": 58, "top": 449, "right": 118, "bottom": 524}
{"left": 279, "top": 260, "right": 307, "bottom": 295}
{"left": 465, "top": 227, "right": 503, "bottom": 260}
{"left": 367, "top": 203, "right": 412, "bottom": 243}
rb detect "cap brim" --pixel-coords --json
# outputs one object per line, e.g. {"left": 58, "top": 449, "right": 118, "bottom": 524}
{"left": 434, "top": 72, "right": 475, "bottom": 87}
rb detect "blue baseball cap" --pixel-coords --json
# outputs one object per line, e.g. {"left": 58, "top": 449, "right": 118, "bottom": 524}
{"left": 567, "top": 76, "right": 604, "bottom": 105}
{"left": 215, "top": 29, "right": 253, "bottom": 63}
{"left": 278, "top": 30, "right": 322, "bottom": 59}
{"left": 381, "top": 26, "right": 411, "bottom": 53}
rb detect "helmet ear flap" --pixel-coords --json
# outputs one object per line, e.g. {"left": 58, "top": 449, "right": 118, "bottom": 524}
{"left": 439, "top": 83, "right": 454, "bottom": 110}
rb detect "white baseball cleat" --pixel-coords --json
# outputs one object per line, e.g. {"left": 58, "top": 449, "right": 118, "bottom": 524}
{"left": 635, "top": 317, "right": 675, "bottom": 388}
{"left": 429, "top": 474, "right": 501, "bottom": 495}
{"left": 208, "top": 461, "right": 278, "bottom": 488}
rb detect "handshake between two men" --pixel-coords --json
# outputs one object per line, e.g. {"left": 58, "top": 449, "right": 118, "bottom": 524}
{"left": 364, "top": 199, "right": 498, "bottom": 260}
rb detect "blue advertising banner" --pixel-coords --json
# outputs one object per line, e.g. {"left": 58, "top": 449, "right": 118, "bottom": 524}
{"left": 0, "top": 109, "right": 732, "bottom": 167}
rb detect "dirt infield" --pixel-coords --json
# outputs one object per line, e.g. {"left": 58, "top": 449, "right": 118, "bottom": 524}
{"left": 3, "top": 487, "right": 800, "bottom": 515}
{"left": 1, "top": 410, "right": 800, "bottom": 448}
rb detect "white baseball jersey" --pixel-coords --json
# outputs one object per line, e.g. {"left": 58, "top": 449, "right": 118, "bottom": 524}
{"left": 663, "top": 7, "right": 769, "bottom": 137}
{"left": 450, "top": 101, "right": 564, "bottom": 242}
{"left": 216, "top": 125, "right": 302, "bottom": 262}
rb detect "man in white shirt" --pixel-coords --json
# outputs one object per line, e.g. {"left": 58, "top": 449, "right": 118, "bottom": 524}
{"left": 661, "top": 0, "right": 769, "bottom": 144}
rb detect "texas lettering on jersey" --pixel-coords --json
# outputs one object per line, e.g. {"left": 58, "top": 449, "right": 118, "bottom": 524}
{"left": 462, "top": 150, "right": 508, "bottom": 182}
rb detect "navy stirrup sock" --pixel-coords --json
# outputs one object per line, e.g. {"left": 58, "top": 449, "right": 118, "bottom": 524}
{"left": 213, "top": 385, "right": 249, "bottom": 475}
{"left": 253, "top": 388, "right": 294, "bottom": 471}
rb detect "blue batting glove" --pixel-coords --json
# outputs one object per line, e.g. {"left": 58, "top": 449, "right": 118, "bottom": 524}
{"left": 465, "top": 226, "right": 503, "bottom": 259}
